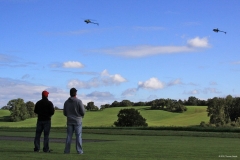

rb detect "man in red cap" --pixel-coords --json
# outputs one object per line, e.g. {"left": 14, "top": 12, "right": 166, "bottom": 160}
{"left": 34, "top": 90, "right": 55, "bottom": 152}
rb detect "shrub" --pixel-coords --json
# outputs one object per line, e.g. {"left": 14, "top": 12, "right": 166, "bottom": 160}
{"left": 114, "top": 108, "right": 148, "bottom": 127}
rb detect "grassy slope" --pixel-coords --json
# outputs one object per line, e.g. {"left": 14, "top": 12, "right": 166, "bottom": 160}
{"left": 0, "top": 106, "right": 209, "bottom": 127}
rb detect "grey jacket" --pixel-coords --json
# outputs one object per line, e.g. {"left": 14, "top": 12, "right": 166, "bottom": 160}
{"left": 63, "top": 97, "right": 85, "bottom": 125}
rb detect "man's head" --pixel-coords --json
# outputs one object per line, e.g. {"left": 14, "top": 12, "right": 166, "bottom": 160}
{"left": 70, "top": 88, "right": 77, "bottom": 97}
{"left": 42, "top": 90, "right": 49, "bottom": 98}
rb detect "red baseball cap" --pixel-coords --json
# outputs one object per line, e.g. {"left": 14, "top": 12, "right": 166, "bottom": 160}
{"left": 42, "top": 90, "right": 49, "bottom": 97}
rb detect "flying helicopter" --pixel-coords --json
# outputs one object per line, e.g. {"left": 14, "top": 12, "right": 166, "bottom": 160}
{"left": 213, "top": 28, "right": 226, "bottom": 34}
{"left": 84, "top": 19, "right": 99, "bottom": 26}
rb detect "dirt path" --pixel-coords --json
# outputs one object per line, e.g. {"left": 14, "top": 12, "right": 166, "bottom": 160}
{"left": 0, "top": 136, "right": 108, "bottom": 143}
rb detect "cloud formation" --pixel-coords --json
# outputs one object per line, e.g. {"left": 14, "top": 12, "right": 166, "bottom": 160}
{"left": 0, "top": 77, "right": 116, "bottom": 108}
{"left": 67, "top": 69, "right": 127, "bottom": 89}
{"left": 167, "top": 79, "right": 182, "bottom": 86}
{"left": 184, "top": 88, "right": 221, "bottom": 95}
{"left": 137, "top": 78, "right": 184, "bottom": 90}
{"left": 63, "top": 61, "right": 84, "bottom": 68}
{"left": 138, "top": 77, "right": 164, "bottom": 90}
{"left": 187, "top": 37, "right": 209, "bottom": 48}
{"left": 100, "top": 45, "right": 193, "bottom": 58}
{"left": 121, "top": 88, "right": 137, "bottom": 96}
{"left": 86, "top": 91, "right": 114, "bottom": 99}
{"left": 94, "top": 37, "right": 210, "bottom": 58}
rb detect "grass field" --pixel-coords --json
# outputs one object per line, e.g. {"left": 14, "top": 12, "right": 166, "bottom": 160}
{"left": 0, "top": 106, "right": 239, "bottom": 159}
{"left": 0, "top": 128, "right": 239, "bottom": 160}
{"left": 0, "top": 106, "right": 209, "bottom": 127}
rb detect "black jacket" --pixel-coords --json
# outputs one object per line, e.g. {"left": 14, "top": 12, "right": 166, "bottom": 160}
{"left": 34, "top": 97, "right": 55, "bottom": 121}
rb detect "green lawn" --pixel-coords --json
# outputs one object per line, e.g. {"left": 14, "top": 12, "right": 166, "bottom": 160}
{"left": 0, "top": 128, "right": 239, "bottom": 160}
{"left": 0, "top": 106, "right": 238, "bottom": 159}
{"left": 0, "top": 106, "right": 209, "bottom": 127}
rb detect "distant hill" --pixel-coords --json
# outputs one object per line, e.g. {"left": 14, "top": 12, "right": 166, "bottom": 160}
{"left": 0, "top": 106, "right": 209, "bottom": 127}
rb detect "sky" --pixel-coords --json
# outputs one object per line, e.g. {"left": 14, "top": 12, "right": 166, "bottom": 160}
{"left": 1, "top": 0, "right": 240, "bottom": 108}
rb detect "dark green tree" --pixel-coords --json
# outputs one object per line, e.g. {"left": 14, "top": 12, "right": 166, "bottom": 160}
{"left": 187, "top": 96, "right": 198, "bottom": 106}
{"left": 1, "top": 105, "right": 10, "bottom": 110}
{"left": 100, "top": 104, "right": 110, "bottom": 110}
{"left": 228, "top": 97, "right": 240, "bottom": 122}
{"left": 172, "top": 102, "right": 187, "bottom": 112}
{"left": 114, "top": 108, "right": 148, "bottom": 127}
{"left": 86, "top": 102, "right": 98, "bottom": 111}
{"left": 133, "top": 101, "right": 146, "bottom": 106}
{"left": 111, "top": 101, "right": 120, "bottom": 107}
{"left": 150, "top": 100, "right": 159, "bottom": 109}
{"left": 26, "top": 101, "right": 36, "bottom": 118}
{"left": 207, "top": 97, "right": 226, "bottom": 126}
{"left": 120, "top": 100, "right": 133, "bottom": 107}
{"left": 8, "top": 98, "right": 29, "bottom": 122}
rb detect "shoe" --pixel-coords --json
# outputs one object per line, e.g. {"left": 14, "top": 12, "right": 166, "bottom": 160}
{"left": 44, "top": 149, "right": 53, "bottom": 153}
{"left": 34, "top": 148, "right": 40, "bottom": 152}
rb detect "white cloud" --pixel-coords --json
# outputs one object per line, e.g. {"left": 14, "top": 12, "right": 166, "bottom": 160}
{"left": 101, "top": 69, "right": 126, "bottom": 84}
{"left": 86, "top": 91, "right": 114, "bottom": 99}
{"left": 184, "top": 87, "right": 221, "bottom": 95}
{"left": 187, "top": 37, "right": 209, "bottom": 48}
{"left": 138, "top": 77, "right": 164, "bottom": 90}
{"left": 0, "top": 77, "right": 116, "bottom": 108}
{"left": 100, "top": 45, "right": 193, "bottom": 58}
{"left": 0, "top": 77, "right": 55, "bottom": 107}
{"left": 67, "top": 69, "right": 127, "bottom": 89}
{"left": 203, "top": 88, "right": 221, "bottom": 94}
{"left": 63, "top": 61, "right": 84, "bottom": 68}
{"left": 168, "top": 79, "right": 182, "bottom": 86}
{"left": 93, "top": 37, "right": 210, "bottom": 58}
{"left": 122, "top": 88, "right": 137, "bottom": 96}
{"left": 52, "top": 70, "right": 98, "bottom": 75}
{"left": 67, "top": 78, "right": 100, "bottom": 89}
{"left": 184, "top": 89, "right": 200, "bottom": 95}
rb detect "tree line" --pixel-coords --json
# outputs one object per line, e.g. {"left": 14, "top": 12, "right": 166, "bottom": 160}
{"left": 1, "top": 98, "right": 60, "bottom": 122}
{"left": 2, "top": 98, "right": 36, "bottom": 122}
{"left": 2, "top": 95, "right": 240, "bottom": 127}
{"left": 99, "top": 96, "right": 206, "bottom": 112}
{"left": 203, "top": 95, "right": 240, "bottom": 127}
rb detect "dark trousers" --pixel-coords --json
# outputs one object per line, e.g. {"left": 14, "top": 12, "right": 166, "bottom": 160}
{"left": 34, "top": 120, "right": 51, "bottom": 152}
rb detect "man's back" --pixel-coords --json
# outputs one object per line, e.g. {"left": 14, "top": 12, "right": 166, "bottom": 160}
{"left": 63, "top": 97, "right": 85, "bottom": 125}
{"left": 35, "top": 97, "right": 55, "bottom": 121}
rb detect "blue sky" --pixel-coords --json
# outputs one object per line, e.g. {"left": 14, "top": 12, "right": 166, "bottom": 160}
{"left": 1, "top": 0, "right": 240, "bottom": 108}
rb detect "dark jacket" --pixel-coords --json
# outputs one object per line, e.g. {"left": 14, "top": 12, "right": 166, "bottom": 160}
{"left": 34, "top": 97, "right": 55, "bottom": 121}
{"left": 63, "top": 97, "right": 85, "bottom": 125}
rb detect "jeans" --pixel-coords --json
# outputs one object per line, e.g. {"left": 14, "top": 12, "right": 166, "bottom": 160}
{"left": 34, "top": 120, "right": 51, "bottom": 152}
{"left": 64, "top": 123, "right": 83, "bottom": 154}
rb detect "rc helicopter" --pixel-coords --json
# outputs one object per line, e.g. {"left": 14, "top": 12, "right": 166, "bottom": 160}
{"left": 213, "top": 28, "right": 226, "bottom": 34}
{"left": 84, "top": 19, "right": 99, "bottom": 26}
